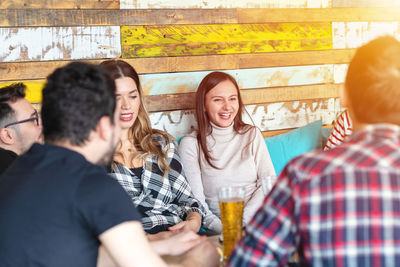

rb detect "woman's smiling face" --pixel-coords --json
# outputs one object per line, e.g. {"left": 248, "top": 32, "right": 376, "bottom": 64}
{"left": 205, "top": 79, "right": 239, "bottom": 128}
{"left": 115, "top": 77, "right": 140, "bottom": 130}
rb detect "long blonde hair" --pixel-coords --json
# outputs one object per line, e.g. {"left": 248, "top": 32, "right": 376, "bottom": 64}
{"left": 100, "top": 59, "right": 171, "bottom": 175}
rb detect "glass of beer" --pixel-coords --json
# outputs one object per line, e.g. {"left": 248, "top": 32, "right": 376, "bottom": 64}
{"left": 261, "top": 175, "right": 278, "bottom": 195}
{"left": 218, "top": 186, "right": 245, "bottom": 262}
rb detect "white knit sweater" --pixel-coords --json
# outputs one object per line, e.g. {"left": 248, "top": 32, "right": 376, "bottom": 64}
{"left": 178, "top": 123, "right": 275, "bottom": 233}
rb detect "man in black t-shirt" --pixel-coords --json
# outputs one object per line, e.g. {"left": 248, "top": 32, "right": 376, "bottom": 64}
{"left": 0, "top": 83, "right": 43, "bottom": 174}
{"left": 0, "top": 62, "right": 219, "bottom": 267}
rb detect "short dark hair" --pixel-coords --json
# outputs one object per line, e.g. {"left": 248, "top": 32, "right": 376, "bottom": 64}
{"left": 0, "top": 83, "right": 26, "bottom": 128}
{"left": 41, "top": 62, "right": 116, "bottom": 146}
{"left": 345, "top": 36, "right": 400, "bottom": 124}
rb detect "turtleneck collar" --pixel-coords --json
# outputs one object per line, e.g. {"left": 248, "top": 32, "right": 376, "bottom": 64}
{"left": 210, "top": 122, "right": 234, "bottom": 137}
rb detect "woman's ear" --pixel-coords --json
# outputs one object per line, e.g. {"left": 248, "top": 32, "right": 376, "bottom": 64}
{"left": 0, "top": 128, "right": 16, "bottom": 146}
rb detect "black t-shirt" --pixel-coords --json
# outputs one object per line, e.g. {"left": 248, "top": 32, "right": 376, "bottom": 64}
{"left": 0, "top": 147, "right": 17, "bottom": 175}
{"left": 0, "top": 144, "right": 141, "bottom": 267}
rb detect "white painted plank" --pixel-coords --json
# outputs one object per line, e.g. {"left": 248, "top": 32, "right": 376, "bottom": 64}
{"left": 149, "top": 98, "right": 340, "bottom": 138}
{"left": 334, "top": 64, "right": 348, "bottom": 84}
{"left": 140, "top": 65, "right": 334, "bottom": 95}
{"left": 0, "top": 26, "right": 121, "bottom": 63}
{"left": 120, "top": 0, "right": 331, "bottom": 9}
{"left": 333, "top": 22, "right": 400, "bottom": 49}
{"left": 246, "top": 98, "right": 340, "bottom": 131}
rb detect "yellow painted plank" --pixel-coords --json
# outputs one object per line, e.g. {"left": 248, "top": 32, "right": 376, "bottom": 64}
{"left": 0, "top": 80, "right": 44, "bottom": 103}
{"left": 121, "top": 23, "right": 332, "bottom": 58}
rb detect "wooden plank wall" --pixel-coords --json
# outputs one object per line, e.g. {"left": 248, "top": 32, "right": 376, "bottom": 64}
{"left": 1, "top": 1, "right": 400, "bottom": 138}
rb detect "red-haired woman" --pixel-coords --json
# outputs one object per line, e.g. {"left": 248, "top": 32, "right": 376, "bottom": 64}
{"left": 178, "top": 72, "right": 275, "bottom": 234}
{"left": 100, "top": 59, "right": 204, "bottom": 236}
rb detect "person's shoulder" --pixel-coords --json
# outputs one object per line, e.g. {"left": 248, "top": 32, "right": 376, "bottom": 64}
{"left": 286, "top": 145, "right": 346, "bottom": 181}
{"left": 179, "top": 131, "right": 198, "bottom": 147}
{"left": 79, "top": 165, "right": 124, "bottom": 193}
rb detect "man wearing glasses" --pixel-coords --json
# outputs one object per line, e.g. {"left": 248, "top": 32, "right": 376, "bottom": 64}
{"left": 0, "top": 83, "right": 42, "bottom": 174}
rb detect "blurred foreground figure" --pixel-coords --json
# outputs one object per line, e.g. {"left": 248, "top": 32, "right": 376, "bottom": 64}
{"left": 229, "top": 36, "right": 400, "bottom": 267}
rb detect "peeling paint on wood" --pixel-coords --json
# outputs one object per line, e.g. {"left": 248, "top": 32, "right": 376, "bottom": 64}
{"left": 120, "top": 0, "right": 331, "bottom": 9}
{"left": 0, "top": 26, "right": 121, "bottom": 63}
{"left": 333, "top": 22, "right": 400, "bottom": 49}
{"left": 0, "top": 50, "right": 355, "bottom": 82}
{"left": 149, "top": 98, "right": 340, "bottom": 138}
{"left": 4, "top": 64, "right": 334, "bottom": 104}
{"left": 140, "top": 65, "right": 333, "bottom": 95}
{"left": 121, "top": 23, "right": 332, "bottom": 58}
{"left": 247, "top": 98, "right": 340, "bottom": 131}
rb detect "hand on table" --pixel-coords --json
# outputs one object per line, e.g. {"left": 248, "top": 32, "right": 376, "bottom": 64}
{"left": 168, "top": 212, "right": 202, "bottom": 233}
{"left": 147, "top": 230, "right": 175, "bottom": 241}
{"left": 150, "top": 230, "right": 205, "bottom": 256}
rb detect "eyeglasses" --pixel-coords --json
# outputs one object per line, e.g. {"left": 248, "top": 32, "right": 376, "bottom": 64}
{"left": 4, "top": 111, "right": 40, "bottom": 128}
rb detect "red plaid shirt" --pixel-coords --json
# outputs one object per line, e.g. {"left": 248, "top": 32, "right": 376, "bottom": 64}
{"left": 228, "top": 124, "right": 400, "bottom": 267}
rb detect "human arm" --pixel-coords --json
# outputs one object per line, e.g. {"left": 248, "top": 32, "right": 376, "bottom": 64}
{"left": 178, "top": 136, "right": 222, "bottom": 233}
{"left": 227, "top": 167, "right": 298, "bottom": 267}
{"left": 165, "top": 139, "right": 204, "bottom": 233}
{"left": 99, "top": 221, "right": 168, "bottom": 267}
{"left": 243, "top": 128, "right": 276, "bottom": 224}
{"left": 99, "top": 222, "right": 219, "bottom": 267}
{"left": 324, "top": 109, "right": 353, "bottom": 150}
{"left": 149, "top": 229, "right": 205, "bottom": 256}
{"left": 168, "top": 211, "right": 202, "bottom": 233}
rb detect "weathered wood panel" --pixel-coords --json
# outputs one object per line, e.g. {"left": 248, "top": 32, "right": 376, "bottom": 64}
{"left": 145, "top": 84, "right": 341, "bottom": 112}
{"left": 333, "top": 0, "right": 400, "bottom": 7}
{"left": 247, "top": 98, "right": 340, "bottom": 130}
{"left": 121, "top": 23, "right": 332, "bottom": 58}
{"left": 0, "top": 9, "right": 236, "bottom": 27}
{"left": 0, "top": 26, "right": 121, "bottom": 63}
{"left": 120, "top": 0, "right": 331, "bottom": 9}
{"left": 262, "top": 124, "right": 333, "bottom": 138}
{"left": 237, "top": 49, "right": 354, "bottom": 69}
{"left": 149, "top": 98, "right": 340, "bottom": 138}
{"left": 333, "top": 22, "right": 400, "bottom": 49}
{"left": 3, "top": 8, "right": 400, "bottom": 27}
{"left": 0, "top": 49, "right": 355, "bottom": 81}
{"left": 0, "top": 65, "right": 338, "bottom": 104}
{"left": 0, "top": 0, "right": 119, "bottom": 9}
{"left": 139, "top": 65, "right": 334, "bottom": 95}
{"left": 238, "top": 8, "right": 400, "bottom": 23}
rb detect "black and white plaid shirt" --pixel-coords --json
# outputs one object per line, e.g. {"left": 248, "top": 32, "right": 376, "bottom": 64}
{"left": 110, "top": 134, "right": 205, "bottom": 233}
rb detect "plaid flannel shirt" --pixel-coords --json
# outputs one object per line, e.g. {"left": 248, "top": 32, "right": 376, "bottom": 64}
{"left": 111, "top": 134, "right": 205, "bottom": 232}
{"left": 229, "top": 124, "right": 400, "bottom": 267}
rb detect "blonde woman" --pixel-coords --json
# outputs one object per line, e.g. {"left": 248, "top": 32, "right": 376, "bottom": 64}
{"left": 100, "top": 60, "right": 204, "bottom": 235}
